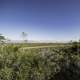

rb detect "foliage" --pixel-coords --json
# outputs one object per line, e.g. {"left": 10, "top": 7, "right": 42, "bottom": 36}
{"left": 0, "top": 34, "right": 5, "bottom": 43}
{"left": 0, "top": 43, "right": 80, "bottom": 80}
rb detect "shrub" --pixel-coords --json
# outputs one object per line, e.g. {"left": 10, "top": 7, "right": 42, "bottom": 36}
{"left": 0, "top": 44, "right": 80, "bottom": 80}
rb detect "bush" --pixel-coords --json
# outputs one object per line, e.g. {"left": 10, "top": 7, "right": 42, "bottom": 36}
{"left": 0, "top": 44, "right": 80, "bottom": 80}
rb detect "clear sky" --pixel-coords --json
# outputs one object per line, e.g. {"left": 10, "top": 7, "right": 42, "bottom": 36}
{"left": 0, "top": 0, "right": 80, "bottom": 41}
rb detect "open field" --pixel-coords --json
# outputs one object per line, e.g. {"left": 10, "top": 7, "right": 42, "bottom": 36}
{"left": 0, "top": 42, "right": 80, "bottom": 80}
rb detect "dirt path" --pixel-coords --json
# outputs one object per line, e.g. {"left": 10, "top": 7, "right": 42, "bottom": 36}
{"left": 20, "top": 45, "right": 65, "bottom": 50}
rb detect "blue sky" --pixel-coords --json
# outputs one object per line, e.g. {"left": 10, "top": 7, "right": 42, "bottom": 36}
{"left": 0, "top": 0, "right": 80, "bottom": 41}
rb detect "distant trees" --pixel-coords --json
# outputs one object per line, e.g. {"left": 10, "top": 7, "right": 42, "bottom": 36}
{"left": 21, "top": 32, "right": 28, "bottom": 43}
{"left": 0, "top": 34, "right": 6, "bottom": 43}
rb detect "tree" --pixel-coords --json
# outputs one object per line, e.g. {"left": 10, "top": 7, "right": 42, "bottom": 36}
{"left": 21, "top": 32, "right": 27, "bottom": 42}
{"left": 0, "top": 34, "right": 5, "bottom": 43}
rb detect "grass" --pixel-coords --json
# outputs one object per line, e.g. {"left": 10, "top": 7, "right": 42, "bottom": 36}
{"left": 0, "top": 42, "right": 79, "bottom": 80}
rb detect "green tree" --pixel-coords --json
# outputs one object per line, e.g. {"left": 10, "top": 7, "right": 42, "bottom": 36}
{"left": 0, "top": 34, "right": 5, "bottom": 43}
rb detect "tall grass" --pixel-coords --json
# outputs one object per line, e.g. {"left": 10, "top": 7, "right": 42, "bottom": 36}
{"left": 0, "top": 43, "right": 80, "bottom": 80}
